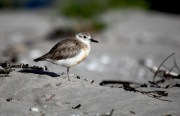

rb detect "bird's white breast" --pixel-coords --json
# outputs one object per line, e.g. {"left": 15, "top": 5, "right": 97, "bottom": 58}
{"left": 46, "top": 47, "right": 90, "bottom": 67}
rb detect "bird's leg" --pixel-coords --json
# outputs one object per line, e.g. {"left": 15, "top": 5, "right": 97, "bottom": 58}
{"left": 67, "top": 67, "right": 70, "bottom": 81}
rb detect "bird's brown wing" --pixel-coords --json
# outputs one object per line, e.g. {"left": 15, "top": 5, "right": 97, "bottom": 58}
{"left": 43, "top": 39, "right": 83, "bottom": 60}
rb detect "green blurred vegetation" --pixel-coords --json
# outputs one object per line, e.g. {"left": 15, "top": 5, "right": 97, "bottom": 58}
{"left": 91, "top": 20, "right": 106, "bottom": 31}
{"left": 60, "top": 0, "right": 150, "bottom": 19}
{"left": 0, "top": 0, "right": 150, "bottom": 32}
{"left": 61, "top": 0, "right": 104, "bottom": 19}
{"left": 60, "top": 0, "right": 150, "bottom": 31}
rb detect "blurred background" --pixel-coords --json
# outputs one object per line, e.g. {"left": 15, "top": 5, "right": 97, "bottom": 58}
{"left": 0, "top": 0, "right": 180, "bottom": 82}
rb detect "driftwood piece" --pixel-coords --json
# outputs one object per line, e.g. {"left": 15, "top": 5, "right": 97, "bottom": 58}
{"left": 148, "top": 66, "right": 180, "bottom": 80}
{"left": 153, "top": 53, "right": 175, "bottom": 82}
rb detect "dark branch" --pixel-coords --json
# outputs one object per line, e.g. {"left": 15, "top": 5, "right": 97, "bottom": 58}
{"left": 153, "top": 53, "right": 175, "bottom": 82}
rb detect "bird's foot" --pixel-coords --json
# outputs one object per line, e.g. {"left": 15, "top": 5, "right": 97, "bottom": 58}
{"left": 60, "top": 72, "right": 76, "bottom": 81}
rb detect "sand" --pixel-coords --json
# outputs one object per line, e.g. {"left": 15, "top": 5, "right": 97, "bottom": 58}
{"left": 0, "top": 71, "right": 179, "bottom": 116}
{"left": 0, "top": 10, "right": 180, "bottom": 116}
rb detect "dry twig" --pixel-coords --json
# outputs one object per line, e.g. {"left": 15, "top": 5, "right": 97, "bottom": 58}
{"left": 153, "top": 53, "right": 175, "bottom": 82}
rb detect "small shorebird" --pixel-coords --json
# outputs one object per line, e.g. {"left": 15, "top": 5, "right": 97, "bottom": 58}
{"left": 34, "top": 32, "right": 98, "bottom": 81}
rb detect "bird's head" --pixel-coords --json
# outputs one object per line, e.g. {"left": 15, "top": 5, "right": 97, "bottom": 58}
{"left": 75, "top": 32, "right": 99, "bottom": 44}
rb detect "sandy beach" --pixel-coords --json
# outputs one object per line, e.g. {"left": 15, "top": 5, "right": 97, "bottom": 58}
{"left": 0, "top": 10, "right": 180, "bottom": 116}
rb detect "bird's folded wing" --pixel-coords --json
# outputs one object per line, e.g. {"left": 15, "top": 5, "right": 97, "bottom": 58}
{"left": 45, "top": 39, "right": 82, "bottom": 60}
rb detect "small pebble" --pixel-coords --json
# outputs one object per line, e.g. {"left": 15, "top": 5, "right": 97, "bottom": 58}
{"left": 6, "top": 98, "right": 12, "bottom": 102}
{"left": 105, "top": 112, "right": 110, "bottom": 115}
{"left": 76, "top": 76, "right": 80, "bottom": 79}
{"left": 30, "top": 107, "right": 39, "bottom": 112}
{"left": 56, "top": 101, "right": 63, "bottom": 106}
{"left": 56, "top": 83, "right": 62, "bottom": 86}
{"left": 43, "top": 105, "right": 47, "bottom": 108}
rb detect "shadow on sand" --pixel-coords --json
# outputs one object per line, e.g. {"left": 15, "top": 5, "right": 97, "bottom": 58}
{"left": 19, "top": 69, "right": 60, "bottom": 77}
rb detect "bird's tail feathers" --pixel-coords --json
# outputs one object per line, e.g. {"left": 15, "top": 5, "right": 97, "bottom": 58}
{"left": 34, "top": 56, "right": 46, "bottom": 62}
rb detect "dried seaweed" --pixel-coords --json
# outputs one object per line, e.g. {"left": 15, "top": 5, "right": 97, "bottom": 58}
{"left": 100, "top": 80, "right": 147, "bottom": 88}
{"left": 0, "top": 65, "right": 14, "bottom": 77}
{"left": 45, "top": 94, "right": 55, "bottom": 101}
{"left": 0, "top": 62, "right": 13, "bottom": 76}
{"left": 0, "top": 61, "right": 60, "bottom": 77}
{"left": 91, "top": 80, "right": 94, "bottom": 84}
{"left": 100, "top": 80, "right": 171, "bottom": 102}
{"left": 72, "top": 104, "right": 81, "bottom": 109}
{"left": 6, "top": 98, "right": 12, "bottom": 102}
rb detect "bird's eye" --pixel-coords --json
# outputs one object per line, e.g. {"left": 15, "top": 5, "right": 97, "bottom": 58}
{"left": 84, "top": 36, "right": 86, "bottom": 38}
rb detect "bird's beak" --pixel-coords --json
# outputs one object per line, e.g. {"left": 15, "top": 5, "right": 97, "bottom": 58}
{"left": 90, "top": 39, "right": 99, "bottom": 43}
